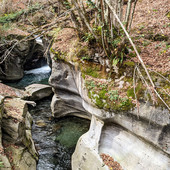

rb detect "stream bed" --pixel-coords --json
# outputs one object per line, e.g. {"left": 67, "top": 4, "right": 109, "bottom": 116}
{"left": 29, "top": 98, "right": 90, "bottom": 170}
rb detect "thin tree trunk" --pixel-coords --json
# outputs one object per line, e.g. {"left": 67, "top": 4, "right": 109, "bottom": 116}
{"left": 114, "top": 0, "right": 118, "bottom": 27}
{"left": 58, "top": 0, "right": 81, "bottom": 34}
{"left": 120, "top": 0, "right": 124, "bottom": 21}
{"left": 100, "top": 0, "right": 109, "bottom": 56}
{"left": 95, "top": 0, "right": 99, "bottom": 25}
{"left": 125, "top": 0, "right": 132, "bottom": 29}
{"left": 128, "top": 0, "right": 138, "bottom": 32}
{"left": 72, "top": 0, "right": 98, "bottom": 39}
{"left": 79, "top": 0, "right": 86, "bottom": 14}
{"left": 71, "top": 0, "right": 88, "bottom": 30}
{"left": 118, "top": 0, "right": 122, "bottom": 19}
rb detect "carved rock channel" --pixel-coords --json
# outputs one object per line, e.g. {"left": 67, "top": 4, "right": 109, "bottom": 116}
{"left": 49, "top": 56, "right": 170, "bottom": 170}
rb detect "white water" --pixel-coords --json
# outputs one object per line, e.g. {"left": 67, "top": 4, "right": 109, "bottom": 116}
{"left": 24, "top": 65, "right": 51, "bottom": 75}
{"left": 6, "top": 65, "right": 52, "bottom": 89}
{"left": 35, "top": 36, "right": 43, "bottom": 45}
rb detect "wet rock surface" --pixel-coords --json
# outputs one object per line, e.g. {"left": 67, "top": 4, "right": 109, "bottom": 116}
{"left": 25, "top": 83, "right": 53, "bottom": 101}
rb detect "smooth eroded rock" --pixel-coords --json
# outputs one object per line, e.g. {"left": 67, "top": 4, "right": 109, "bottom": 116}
{"left": 99, "top": 123, "right": 170, "bottom": 170}
{"left": 25, "top": 84, "right": 53, "bottom": 101}
{"left": 50, "top": 58, "right": 170, "bottom": 170}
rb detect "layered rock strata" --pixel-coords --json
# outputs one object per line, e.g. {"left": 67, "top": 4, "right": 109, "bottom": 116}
{"left": 0, "top": 83, "right": 53, "bottom": 169}
{"left": 0, "top": 96, "right": 38, "bottom": 170}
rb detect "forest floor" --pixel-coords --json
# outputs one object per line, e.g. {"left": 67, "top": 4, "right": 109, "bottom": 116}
{"left": 51, "top": 0, "right": 170, "bottom": 74}
{"left": 130, "top": 0, "right": 169, "bottom": 73}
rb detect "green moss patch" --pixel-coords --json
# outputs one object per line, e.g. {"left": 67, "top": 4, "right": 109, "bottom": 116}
{"left": 85, "top": 78, "right": 134, "bottom": 111}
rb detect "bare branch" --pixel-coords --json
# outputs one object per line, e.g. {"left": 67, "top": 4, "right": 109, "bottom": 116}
{"left": 133, "top": 65, "right": 139, "bottom": 117}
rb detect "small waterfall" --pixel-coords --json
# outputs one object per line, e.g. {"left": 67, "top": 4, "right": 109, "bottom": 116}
{"left": 24, "top": 65, "right": 51, "bottom": 75}
{"left": 6, "top": 65, "right": 51, "bottom": 89}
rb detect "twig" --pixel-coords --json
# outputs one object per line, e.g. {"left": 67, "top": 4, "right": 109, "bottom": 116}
{"left": 0, "top": 8, "right": 74, "bottom": 64}
{"left": 157, "top": 87, "right": 170, "bottom": 97}
{"left": 0, "top": 40, "right": 18, "bottom": 64}
{"left": 133, "top": 65, "right": 139, "bottom": 117}
{"left": 73, "top": 0, "right": 98, "bottom": 39}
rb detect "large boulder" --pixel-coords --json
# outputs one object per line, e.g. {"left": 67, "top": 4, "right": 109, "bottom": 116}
{"left": 0, "top": 39, "right": 35, "bottom": 81}
{"left": 0, "top": 83, "right": 26, "bottom": 98}
{"left": 23, "top": 42, "right": 47, "bottom": 71}
{"left": 73, "top": 116, "right": 169, "bottom": 170}
{"left": 49, "top": 59, "right": 91, "bottom": 119}
{"left": 72, "top": 116, "right": 107, "bottom": 170}
{"left": 0, "top": 95, "right": 11, "bottom": 170}
{"left": 0, "top": 34, "right": 49, "bottom": 81}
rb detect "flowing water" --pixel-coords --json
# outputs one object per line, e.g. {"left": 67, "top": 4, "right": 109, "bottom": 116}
{"left": 6, "top": 65, "right": 90, "bottom": 169}
{"left": 29, "top": 99, "right": 90, "bottom": 170}
{"left": 6, "top": 65, "right": 51, "bottom": 89}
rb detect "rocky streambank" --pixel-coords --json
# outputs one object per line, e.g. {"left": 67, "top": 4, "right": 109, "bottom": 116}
{"left": 49, "top": 53, "right": 170, "bottom": 170}
{"left": 0, "top": 33, "right": 50, "bottom": 81}
{"left": 0, "top": 83, "right": 53, "bottom": 169}
{"left": 0, "top": 27, "right": 169, "bottom": 170}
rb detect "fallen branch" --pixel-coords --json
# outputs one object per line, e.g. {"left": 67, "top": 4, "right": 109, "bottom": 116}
{"left": 0, "top": 8, "right": 74, "bottom": 64}
{"left": 133, "top": 65, "right": 139, "bottom": 117}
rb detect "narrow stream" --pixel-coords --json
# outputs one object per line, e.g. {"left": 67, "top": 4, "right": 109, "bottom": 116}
{"left": 6, "top": 65, "right": 90, "bottom": 169}
{"left": 29, "top": 99, "right": 90, "bottom": 170}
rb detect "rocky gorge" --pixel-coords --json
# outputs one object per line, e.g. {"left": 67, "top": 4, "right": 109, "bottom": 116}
{"left": 49, "top": 52, "right": 170, "bottom": 170}
{"left": 0, "top": 3, "right": 169, "bottom": 168}
{"left": 0, "top": 31, "right": 169, "bottom": 170}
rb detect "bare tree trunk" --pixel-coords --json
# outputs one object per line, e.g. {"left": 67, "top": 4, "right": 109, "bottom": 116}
{"left": 100, "top": 0, "right": 109, "bottom": 56}
{"left": 114, "top": 0, "right": 118, "bottom": 27}
{"left": 118, "top": 0, "right": 122, "bottom": 19}
{"left": 79, "top": 0, "right": 86, "bottom": 13}
{"left": 71, "top": 0, "right": 88, "bottom": 30}
{"left": 95, "top": 0, "right": 99, "bottom": 25}
{"left": 120, "top": 0, "right": 124, "bottom": 21}
{"left": 128, "top": 0, "right": 138, "bottom": 32}
{"left": 58, "top": 0, "right": 81, "bottom": 35}
{"left": 125, "top": 0, "right": 132, "bottom": 29}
